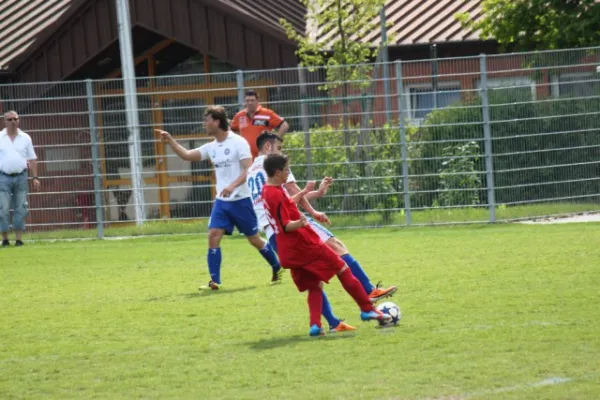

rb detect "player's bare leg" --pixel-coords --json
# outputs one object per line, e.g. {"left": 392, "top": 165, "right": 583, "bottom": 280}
{"left": 246, "top": 233, "right": 266, "bottom": 250}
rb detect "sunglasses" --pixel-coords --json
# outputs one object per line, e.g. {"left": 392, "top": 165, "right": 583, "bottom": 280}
{"left": 5, "top": 118, "right": 19, "bottom": 122}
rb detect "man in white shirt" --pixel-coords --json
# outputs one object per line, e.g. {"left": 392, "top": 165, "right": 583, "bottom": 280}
{"left": 0, "top": 111, "right": 41, "bottom": 247}
{"left": 155, "top": 106, "right": 281, "bottom": 290}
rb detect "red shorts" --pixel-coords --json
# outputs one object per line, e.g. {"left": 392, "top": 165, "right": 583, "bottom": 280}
{"left": 289, "top": 243, "right": 345, "bottom": 292}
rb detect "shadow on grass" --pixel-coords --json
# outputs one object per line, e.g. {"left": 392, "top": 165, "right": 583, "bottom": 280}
{"left": 245, "top": 332, "right": 357, "bottom": 351}
{"left": 144, "top": 286, "right": 258, "bottom": 302}
{"left": 182, "top": 285, "right": 258, "bottom": 299}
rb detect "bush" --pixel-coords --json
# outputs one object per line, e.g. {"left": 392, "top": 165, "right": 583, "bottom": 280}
{"left": 284, "top": 124, "right": 406, "bottom": 223}
{"left": 414, "top": 90, "right": 600, "bottom": 207}
{"left": 438, "top": 141, "right": 482, "bottom": 207}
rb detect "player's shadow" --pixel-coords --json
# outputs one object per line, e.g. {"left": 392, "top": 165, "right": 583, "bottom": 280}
{"left": 182, "top": 285, "right": 257, "bottom": 299}
{"left": 245, "top": 332, "right": 356, "bottom": 351}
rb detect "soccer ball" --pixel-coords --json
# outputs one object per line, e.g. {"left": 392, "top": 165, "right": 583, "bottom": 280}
{"left": 376, "top": 301, "right": 402, "bottom": 326}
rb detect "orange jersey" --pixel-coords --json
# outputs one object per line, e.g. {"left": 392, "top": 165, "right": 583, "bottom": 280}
{"left": 230, "top": 105, "right": 284, "bottom": 157}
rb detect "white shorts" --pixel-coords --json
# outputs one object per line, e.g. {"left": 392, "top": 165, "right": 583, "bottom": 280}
{"left": 307, "top": 217, "right": 335, "bottom": 243}
{"left": 263, "top": 218, "right": 334, "bottom": 243}
{"left": 263, "top": 224, "right": 275, "bottom": 241}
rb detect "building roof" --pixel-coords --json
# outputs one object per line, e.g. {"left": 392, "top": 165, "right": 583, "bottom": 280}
{"left": 315, "top": 0, "right": 483, "bottom": 48}
{"left": 0, "top": 0, "right": 76, "bottom": 71}
{"left": 0, "top": 0, "right": 484, "bottom": 74}
{"left": 220, "top": 0, "right": 306, "bottom": 36}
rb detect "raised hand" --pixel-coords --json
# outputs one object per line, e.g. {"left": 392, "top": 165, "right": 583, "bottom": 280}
{"left": 155, "top": 129, "right": 172, "bottom": 143}
{"left": 311, "top": 211, "right": 331, "bottom": 226}
{"left": 317, "top": 177, "right": 334, "bottom": 196}
{"left": 303, "top": 180, "right": 316, "bottom": 193}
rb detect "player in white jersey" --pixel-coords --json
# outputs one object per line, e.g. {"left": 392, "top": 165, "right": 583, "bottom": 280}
{"left": 156, "top": 106, "right": 282, "bottom": 290}
{"left": 251, "top": 132, "right": 397, "bottom": 304}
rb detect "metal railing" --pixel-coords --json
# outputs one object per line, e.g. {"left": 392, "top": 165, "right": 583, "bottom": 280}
{"left": 1, "top": 46, "right": 599, "bottom": 237}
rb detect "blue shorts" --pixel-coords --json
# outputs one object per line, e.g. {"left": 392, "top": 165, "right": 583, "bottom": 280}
{"left": 209, "top": 198, "right": 259, "bottom": 237}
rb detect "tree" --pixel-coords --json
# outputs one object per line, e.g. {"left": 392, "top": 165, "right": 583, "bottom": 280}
{"left": 457, "top": 0, "right": 600, "bottom": 51}
{"left": 280, "top": 0, "right": 390, "bottom": 163}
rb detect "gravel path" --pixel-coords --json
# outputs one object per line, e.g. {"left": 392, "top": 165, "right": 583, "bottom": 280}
{"left": 518, "top": 212, "right": 600, "bottom": 224}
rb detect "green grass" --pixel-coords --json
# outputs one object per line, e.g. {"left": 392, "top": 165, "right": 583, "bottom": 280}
{"left": 1, "top": 223, "right": 600, "bottom": 399}
{"left": 26, "top": 202, "right": 600, "bottom": 241}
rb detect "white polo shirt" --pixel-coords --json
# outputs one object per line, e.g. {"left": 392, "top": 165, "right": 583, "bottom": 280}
{"left": 197, "top": 131, "right": 252, "bottom": 201}
{"left": 0, "top": 129, "right": 37, "bottom": 174}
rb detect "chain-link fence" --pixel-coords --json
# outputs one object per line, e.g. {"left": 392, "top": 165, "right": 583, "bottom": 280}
{"left": 1, "top": 46, "right": 599, "bottom": 238}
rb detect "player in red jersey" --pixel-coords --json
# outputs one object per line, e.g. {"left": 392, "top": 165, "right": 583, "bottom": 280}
{"left": 261, "top": 153, "right": 391, "bottom": 336}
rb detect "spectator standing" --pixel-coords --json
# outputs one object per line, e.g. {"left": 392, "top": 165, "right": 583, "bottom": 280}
{"left": 230, "top": 90, "right": 289, "bottom": 158}
{"left": 0, "top": 111, "right": 40, "bottom": 247}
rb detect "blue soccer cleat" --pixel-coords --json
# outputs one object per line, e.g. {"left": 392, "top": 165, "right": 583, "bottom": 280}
{"left": 309, "top": 324, "right": 325, "bottom": 337}
{"left": 360, "top": 310, "right": 392, "bottom": 323}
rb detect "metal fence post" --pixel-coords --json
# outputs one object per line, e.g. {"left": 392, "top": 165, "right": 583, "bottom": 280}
{"left": 479, "top": 54, "right": 497, "bottom": 222}
{"left": 395, "top": 60, "right": 411, "bottom": 226}
{"left": 380, "top": 7, "right": 391, "bottom": 121}
{"left": 236, "top": 70, "right": 245, "bottom": 110}
{"left": 116, "top": 0, "right": 145, "bottom": 226}
{"left": 431, "top": 44, "right": 439, "bottom": 111}
{"left": 85, "top": 79, "right": 105, "bottom": 239}
{"left": 298, "top": 65, "right": 313, "bottom": 180}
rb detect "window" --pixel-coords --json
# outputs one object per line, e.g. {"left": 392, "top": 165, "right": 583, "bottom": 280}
{"left": 478, "top": 77, "right": 536, "bottom": 102}
{"left": 406, "top": 84, "right": 462, "bottom": 122}
{"left": 551, "top": 73, "right": 600, "bottom": 98}
{"left": 43, "top": 147, "right": 82, "bottom": 172}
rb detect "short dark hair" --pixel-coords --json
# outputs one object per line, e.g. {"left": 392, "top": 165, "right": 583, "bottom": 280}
{"left": 264, "top": 153, "right": 288, "bottom": 178}
{"left": 256, "top": 131, "right": 283, "bottom": 151}
{"left": 204, "top": 106, "right": 229, "bottom": 131}
{"left": 245, "top": 90, "right": 258, "bottom": 98}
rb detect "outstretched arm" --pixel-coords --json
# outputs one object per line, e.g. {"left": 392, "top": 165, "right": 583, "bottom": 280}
{"left": 305, "top": 177, "right": 333, "bottom": 201}
{"left": 285, "top": 181, "right": 331, "bottom": 225}
{"left": 156, "top": 129, "right": 202, "bottom": 161}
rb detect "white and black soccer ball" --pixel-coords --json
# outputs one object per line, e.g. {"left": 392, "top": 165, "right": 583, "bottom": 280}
{"left": 376, "top": 301, "right": 402, "bottom": 326}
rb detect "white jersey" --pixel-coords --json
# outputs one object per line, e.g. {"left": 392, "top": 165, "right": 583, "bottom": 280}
{"left": 197, "top": 131, "right": 252, "bottom": 201}
{"left": 248, "top": 154, "right": 296, "bottom": 229}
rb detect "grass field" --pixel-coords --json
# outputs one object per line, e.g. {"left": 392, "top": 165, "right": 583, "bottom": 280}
{"left": 1, "top": 223, "right": 599, "bottom": 399}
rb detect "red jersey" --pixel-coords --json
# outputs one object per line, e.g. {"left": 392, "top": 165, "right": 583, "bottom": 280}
{"left": 261, "top": 184, "right": 322, "bottom": 268}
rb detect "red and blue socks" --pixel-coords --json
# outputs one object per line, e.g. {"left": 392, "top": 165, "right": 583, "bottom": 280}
{"left": 341, "top": 253, "right": 374, "bottom": 294}
{"left": 337, "top": 267, "right": 373, "bottom": 312}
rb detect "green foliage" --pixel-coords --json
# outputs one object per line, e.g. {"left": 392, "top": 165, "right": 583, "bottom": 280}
{"left": 410, "top": 102, "right": 483, "bottom": 208}
{"left": 414, "top": 89, "right": 600, "bottom": 207}
{"left": 438, "top": 141, "right": 482, "bottom": 207}
{"left": 456, "top": 0, "right": 600, "bottom": 50}
{"left": 280, "top": 0, "right": 389, "bottom": 91}
{"left": 284, "top": 124, "right": 404, "bottom": 223}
